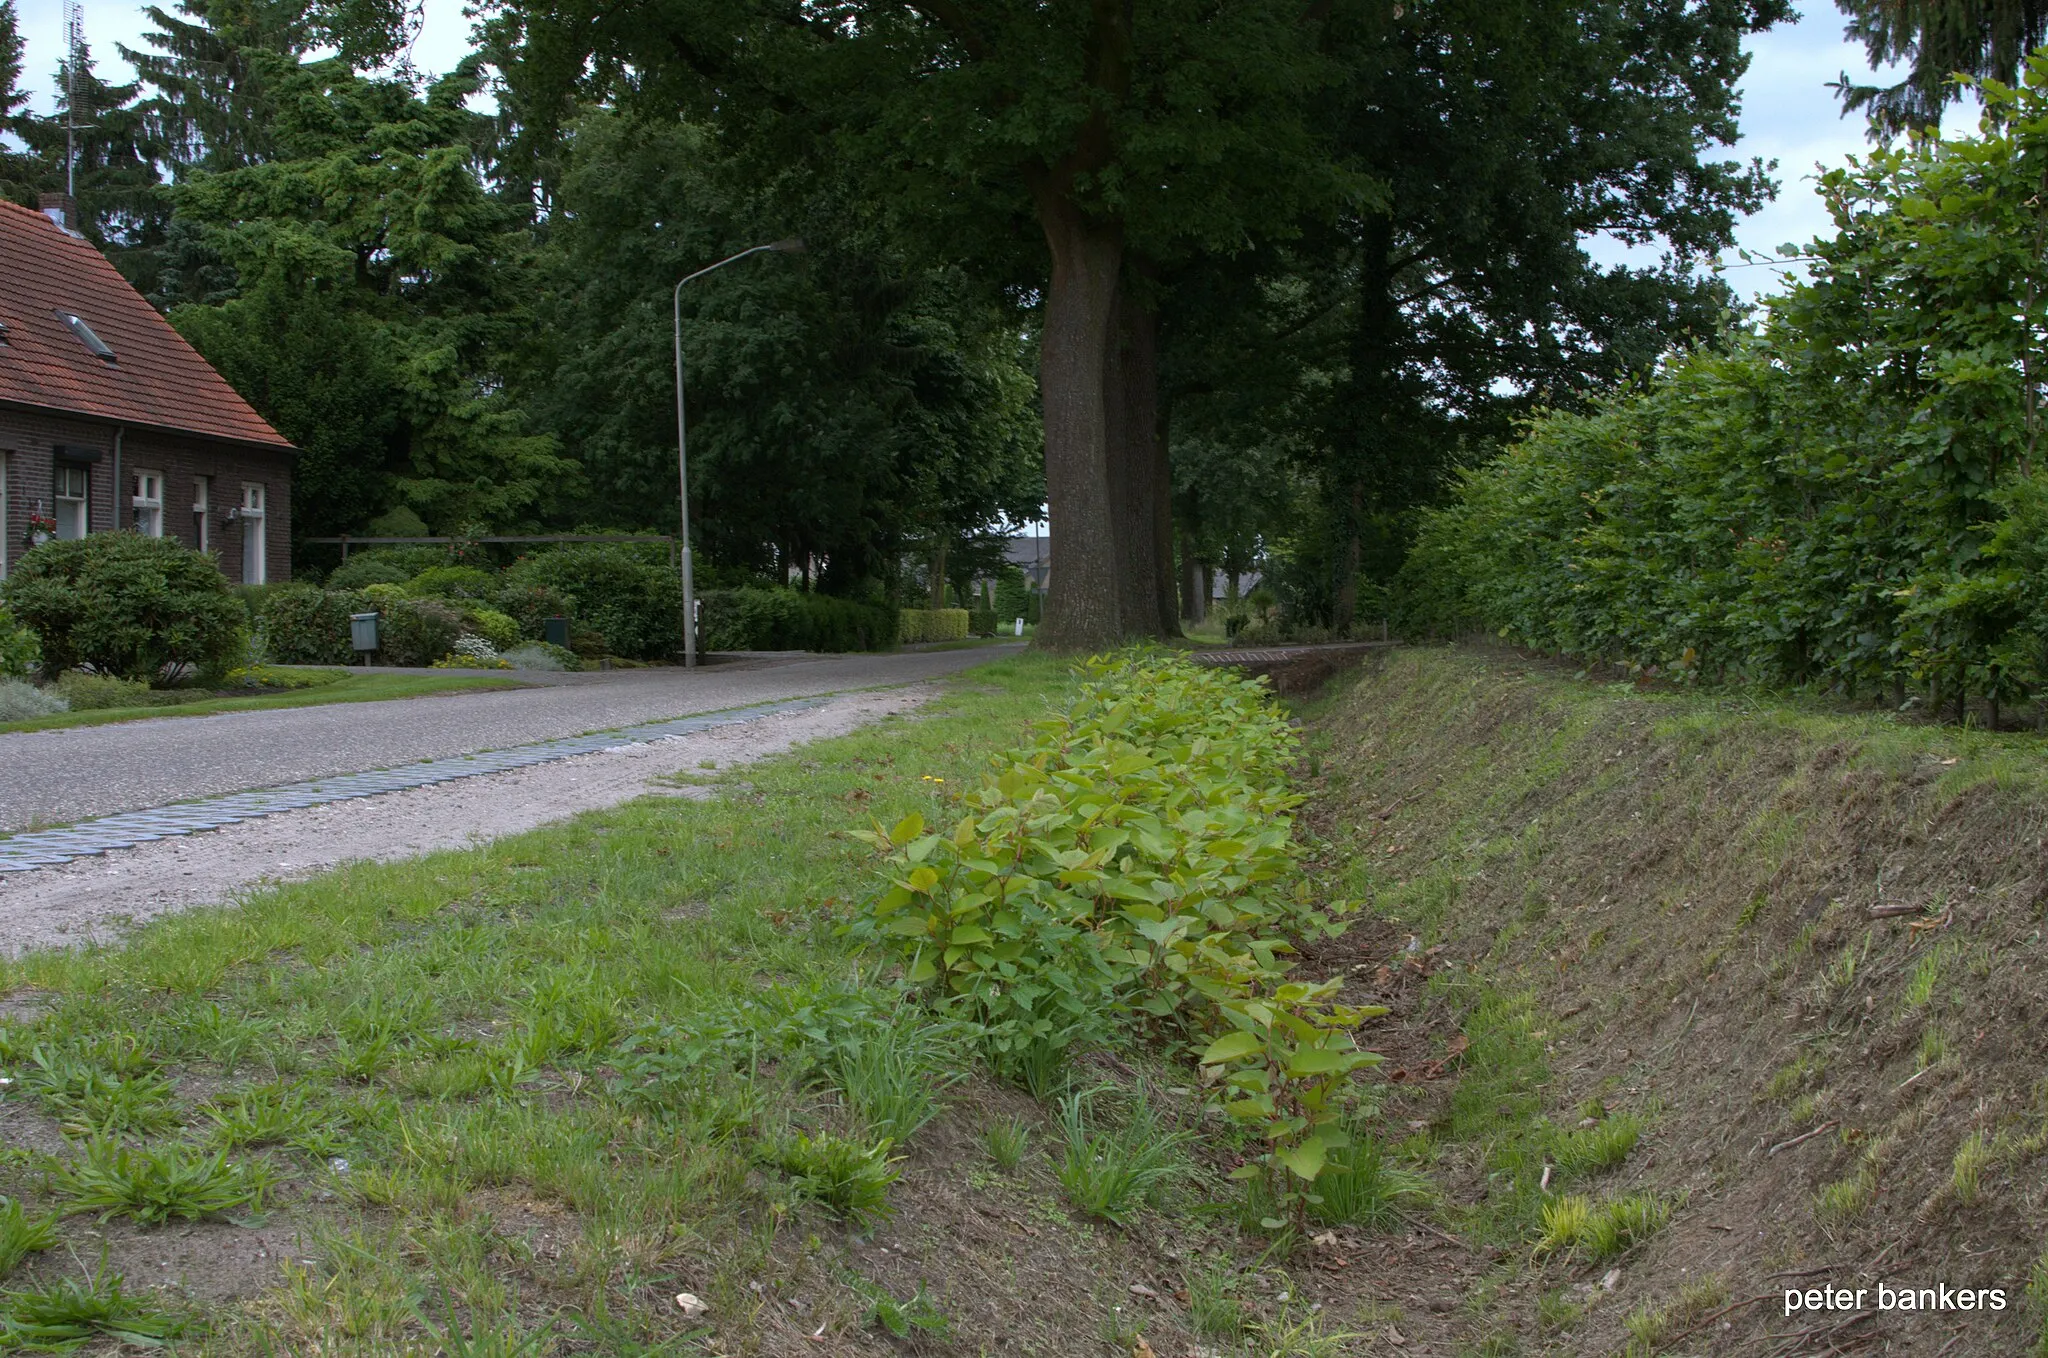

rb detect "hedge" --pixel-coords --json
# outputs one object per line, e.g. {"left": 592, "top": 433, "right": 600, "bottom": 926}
{"left": 504, "top": 545, "right": 683, "bottom": 661}
{"left": 897, "top": 608, "right": 969, "bottom": 644}
{"left": 260, "top": 584, "right": 368, "bottom": 666}
{"left": 699, "top": 588, "right": 897, "bottom": 652}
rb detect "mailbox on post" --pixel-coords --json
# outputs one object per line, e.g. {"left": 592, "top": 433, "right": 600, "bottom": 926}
{"left": 350, "top": 612, "right": 380, "bottom": 656}
{"left": 543, "top": 615, "right": 570, "bottom": 647}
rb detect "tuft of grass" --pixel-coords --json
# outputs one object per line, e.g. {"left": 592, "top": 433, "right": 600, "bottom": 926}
{"left": 1534, "top": 1191, "right": 1671, "bottom": 1262}
{"left": 1243, "top": 1301, "right": 1366, "bottom": 1357}
{"left": 825, "top": 1016, "right": 966, "bottom": 1144}
{"left": 1307, "top": 1134, "right": 1435, "bottom": 1228}
{"left": 1549, "top": 1112, "right": 1644, "bottom": 1177}
{"left": 202, "top": 1081, "right": 326, "bottom": 1150}
{"left": 854, "top": 1278, "right": 950, "bottom": 1339}
{"left": 50, "top": 1139, "right": 272, "bottom": 1225}
{"left": 0, "top": 1266, "right": 184, "bottom": 1349}
{"left": 766, "top": 1132, "right": 900, "bottom": 1228}
{"left": 15, "top": 1043, "right": 181, "bottom": 1139}
{"left": 1054, "top": 1085, "right": 1194, "bottom": 1227}
{"left": 1815, "top": 1167, "right": 1875, "bottom": 1226}
{"left": 1623, "top": 1276, "right": 1730, "bottom": 1356}
{"left": 0, "top": 1199, "right": 58, "bottom": 1280}
{"left": 983, "top": 1115, "right": 1030, "bottom": 1170}
{"left": 1183, "top": 1261, "right": 1248, "bottom": 1340}
{"left": 1952, "top": 1130, "right": 1993, "bottom": 1206}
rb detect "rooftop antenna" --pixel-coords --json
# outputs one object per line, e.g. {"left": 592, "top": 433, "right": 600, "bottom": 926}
{"left": 63, "top": 0, "right": 85, "bottom": 198}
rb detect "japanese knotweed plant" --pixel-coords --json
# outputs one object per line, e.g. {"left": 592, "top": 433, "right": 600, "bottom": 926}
{"left": 847, "top": 652, "right": 1377, "bottom": 1225}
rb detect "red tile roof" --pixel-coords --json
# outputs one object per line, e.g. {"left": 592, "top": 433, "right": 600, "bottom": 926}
{"left": 0, "top": 199, "right": 293, "bottom": 451}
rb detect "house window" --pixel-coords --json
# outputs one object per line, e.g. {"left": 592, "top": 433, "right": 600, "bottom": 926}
{"left": 132, "top": 470, "right": 163, "bottom": 538}
{"left": 54, "top": 463, "right": 89, "bottom": 540}
{"left": 193, "top": 476, "right": 210, "bottom": 553}
{"left": 240, "top": 482, "right": 266, "bottom": 585}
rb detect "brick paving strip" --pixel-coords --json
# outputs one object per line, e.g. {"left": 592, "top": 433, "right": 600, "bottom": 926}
{"left": 0, "top": 696, "right": 829, "bottom": 872}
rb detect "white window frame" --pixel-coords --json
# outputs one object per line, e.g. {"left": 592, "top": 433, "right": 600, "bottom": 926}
{"left": 240, "top": 482, "right": 267, "bottom": 585}
{"left": 54, "top": 463, "right": 89, "bottom": 540}
{"left": 132, "top": 469, "right": 164, "bottom": 538}
{"left": 193, "top": 476, "right": 210, "bottom": 553}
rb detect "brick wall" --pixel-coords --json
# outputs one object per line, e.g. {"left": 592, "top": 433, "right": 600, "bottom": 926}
{"left": 0, "top": 404, "right": 293, "bottom": 583}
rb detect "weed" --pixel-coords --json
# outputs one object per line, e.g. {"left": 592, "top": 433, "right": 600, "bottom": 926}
{"left": 51, "top": 1139, "right": 271, "bottom": 1224}
{"left": 767, "top": 1132, "right": 900, "bottom": 1227}
{"left": 1952, "top": 1130, "right": 1993, "bottom": 1206}
{"left": 0, "top": 1265, "right": 183, "bottom": 1349}
{"left": 1054, "top": 1085, "right": 1194, "bottom": 1226}
{"left": 1623, "top": 1276, "right": 1729, "bottom": 1355}
{"left": 1919, "top": 1026, "right": 1950, "bottom": 1071}
{"left": 1183, "top": 1260, "right": 1247, "bottom": 1339}
{"left": 417, "top": 1285, "right": 557, "bottom": 1357}
{"left": 1903, "top": 945, "right": 1949, "bottom": 1011}
{"left": 1549, "top": 1112, "right": 1644, "bottom": 1176}
{"left": 855, "top": 1277, "right": 950, "bottom": 1338}
{"left": 984, "top": 1115, "right": 1030, "bottom": 1170}
{"left": 1536, "top": 1287, "right": 1584, "bottom": 1332}
{"left": 0, "top": 1198, "right": 57, "bottom": 1279}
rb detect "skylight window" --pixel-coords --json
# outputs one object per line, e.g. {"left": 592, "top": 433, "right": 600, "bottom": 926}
{"left": 54, "top": 311, "right": 114, "bottom": 362}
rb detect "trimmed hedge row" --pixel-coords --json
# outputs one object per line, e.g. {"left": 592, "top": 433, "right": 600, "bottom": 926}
{"left": 699, "top": 588, "right": 897, "bottom": 652}
{"left": 898, "top": 608, "right": 968, "bottom": 644}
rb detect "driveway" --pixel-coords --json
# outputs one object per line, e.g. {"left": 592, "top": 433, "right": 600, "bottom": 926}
{"left": 0, "top": 646, "right": 1020, "bottom": 832}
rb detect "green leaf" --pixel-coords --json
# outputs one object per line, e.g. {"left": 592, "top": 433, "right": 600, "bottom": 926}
{"left": 1200, "top": 1032, "right": 1263, "bottom": 1065}
{"left": 889, "top": 813, "right": 925, "bottom": 846}
{"left": 1286, "top": 1046, "right": 1359, "bottom": 1075}
{"left": 1278, "top": 1137, "right": 1328, "bottom": 1181}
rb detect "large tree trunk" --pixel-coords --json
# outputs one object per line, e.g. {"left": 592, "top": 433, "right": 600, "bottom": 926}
{"left": 929, "top": 541, "right": 948, "bottom": 610}
{"left": 1334, "top": 479, "right": 1363, "bottom": 631}
{"left": 1105, "top": 279, "right": 1168, "bottom": 638}
{"left": 1032, "top": 186, "right": 1125, "bottom": 650}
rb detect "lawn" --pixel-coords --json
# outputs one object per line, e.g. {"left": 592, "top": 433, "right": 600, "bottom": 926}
{"left": 0, "top": 672, "right": 531, "bottom": 736}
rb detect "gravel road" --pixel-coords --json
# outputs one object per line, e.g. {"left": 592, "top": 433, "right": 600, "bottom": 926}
{"left": 0, "top": 646, "right": 1018, "bottom": 832}
{"left": 0, "top": 687, "right": 934, "bottom": 956}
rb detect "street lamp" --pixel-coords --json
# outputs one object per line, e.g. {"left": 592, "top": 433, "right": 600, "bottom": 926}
{"left": 673, "top": 238, "right": 805, "bottom": 668}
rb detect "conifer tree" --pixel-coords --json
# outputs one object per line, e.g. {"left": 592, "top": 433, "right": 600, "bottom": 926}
{"left": 1837, "top": 0, "right": 2048, "bottom": 131}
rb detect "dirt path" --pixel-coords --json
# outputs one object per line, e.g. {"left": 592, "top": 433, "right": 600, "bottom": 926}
{"left": 0, "top": 687, "right": 930, "bottom": 956}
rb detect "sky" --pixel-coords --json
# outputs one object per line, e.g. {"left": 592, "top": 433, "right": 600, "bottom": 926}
{"left": 11, "top": 1, "right": 1907, "bottom": 302}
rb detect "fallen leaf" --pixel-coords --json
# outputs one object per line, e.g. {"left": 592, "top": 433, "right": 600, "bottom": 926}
{"left": 807, "top": 1322, "right": 827, "bottom": 1342}
{"left": 1311, "top": 1231, "right": 1339, "bottom": 1248}
{"left": 1600, "top": 1268, "right": 1621, "bottom": 1292}
{"left": 1129, "top": 1282, "right": 1159, "bottom": 1299}
{"left": 675, "top": 1292, "right": 710, "bottom": 1318}
{"left": 1131, "top": 1340, "right": 1158, "bottom": 1358}
{"left": 1387, "top": 1328, "right": 1407, "bottom": 1346}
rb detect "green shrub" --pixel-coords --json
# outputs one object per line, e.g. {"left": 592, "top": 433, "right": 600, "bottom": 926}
{"left": 492, "top": 583, "right": 575, "bottom": 640}
{"left": 377, "top": 599, "right": 463, "bottom": 667}
{"left": 0, "top": 608, "right": 39, "bottom": 679}
{"left": 4, "top": 535, "right": 246, "bottom": 681}
{"left": 897, "top": 608, "right": 968, "bottom": 643}
{"left": 257, "top": 585, "right": 366, "bottom": 666}
{"left": 764, "top": 1132, "right": 900, "bottom": 1226}
{"left": 458, "top": 607, "right": 521, "bottom": 652}
{"left": 407, "top": 565, "right": 498, "bottom": 600}
{"left": 698, "top": 587, "right": 898, "bottom": 652}
{"left": 326, "top": 547, "right": 449, "bottom": 590}
{"left": 0, "top": 679, "right": 66, "bottom": 720}
{"left": 505, "top": 545, "right": 683, "bottom": 661}
{"left": 967, "top": 608, "right": 997, "bottom": 637}
{"left": 993, "top": 567, "right": 1032, "bottom": 626}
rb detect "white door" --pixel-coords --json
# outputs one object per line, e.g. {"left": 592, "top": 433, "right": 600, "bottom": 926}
{"left": 240, "top": 483, "right": 266, "bottom": 584}
{"left": 132, "top": 470, "right": 163, "bottom": 537}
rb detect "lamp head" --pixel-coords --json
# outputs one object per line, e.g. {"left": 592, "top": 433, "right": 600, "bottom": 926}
{"left": 768, "top": 238, "right": 806, "bottom": 253}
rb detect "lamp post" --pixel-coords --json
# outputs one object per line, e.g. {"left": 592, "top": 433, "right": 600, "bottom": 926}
{"left": 673, "top": 238, "right": 805, "bottom": 668}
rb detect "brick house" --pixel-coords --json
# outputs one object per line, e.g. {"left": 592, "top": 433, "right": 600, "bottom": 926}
{"left": 0, "top": 195, "right": 293, "bottom": 584}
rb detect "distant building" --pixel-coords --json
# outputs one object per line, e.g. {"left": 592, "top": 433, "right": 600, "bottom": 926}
{"left": 1005, "top": 534, "right": 1050, "bottom": 593}
{"left": 0, "top": 195, "right": 295, "bottom": 583}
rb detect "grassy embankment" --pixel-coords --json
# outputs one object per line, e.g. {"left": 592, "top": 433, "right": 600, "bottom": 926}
{"left": 0, "top": 653, "right": 1386, "bottom": 1357}
{"left": 1295, "top": 647, "right": 2048, "bottom": 1356}
{"left": 0, "top": 673, "right": 530, "bottom": 736}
